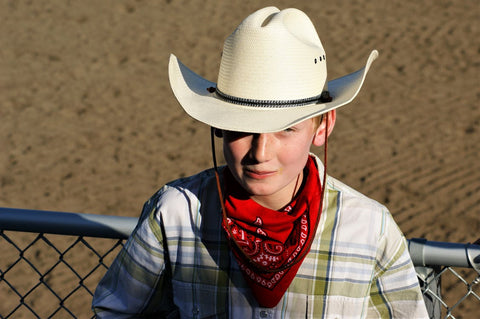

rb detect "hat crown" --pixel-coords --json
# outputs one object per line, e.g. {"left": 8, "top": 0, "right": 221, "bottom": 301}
{"left": 217, "top": 7, "right": 327, "bottom": 102}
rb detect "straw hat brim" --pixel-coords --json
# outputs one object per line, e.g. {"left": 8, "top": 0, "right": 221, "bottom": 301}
{"left": 169, "top": 50, "right": 378, "bottom": 133}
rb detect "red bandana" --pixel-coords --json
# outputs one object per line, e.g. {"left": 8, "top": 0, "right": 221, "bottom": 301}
{"left": 222, "top": 156, "right": 322, "bottom": 308}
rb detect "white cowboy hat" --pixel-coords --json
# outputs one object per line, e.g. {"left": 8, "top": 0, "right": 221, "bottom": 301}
{"left": 169, "top": 6, "right": 378, "bottom": 133}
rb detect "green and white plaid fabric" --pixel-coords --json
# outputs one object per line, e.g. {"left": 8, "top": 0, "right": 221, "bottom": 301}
{"left": 93, "top": 155, "right": 428, "bottom": 318}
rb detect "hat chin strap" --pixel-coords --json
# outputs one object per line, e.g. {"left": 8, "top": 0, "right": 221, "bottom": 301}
{"left": 211, "top": 112, "right": 329, "bottom": 272}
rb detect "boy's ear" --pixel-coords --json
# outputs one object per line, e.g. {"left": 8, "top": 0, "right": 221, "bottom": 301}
{"left": 214, "top": 128, "right": 223, "bottom": 138}
{"left": 312, "top": 110, "right": 336, "bottom": 146}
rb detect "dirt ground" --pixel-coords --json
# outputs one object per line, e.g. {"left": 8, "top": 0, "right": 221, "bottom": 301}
{"left": 1, "top": 0, "right": 478, "bottom": 318}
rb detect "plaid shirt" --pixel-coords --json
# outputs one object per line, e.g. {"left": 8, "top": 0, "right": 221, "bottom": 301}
{"left": 93, "top": 155, "right": 428, "bottom": 318}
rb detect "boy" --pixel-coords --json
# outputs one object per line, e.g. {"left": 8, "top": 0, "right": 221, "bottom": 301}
{"left": 93, "top": 7, "right": 428, "bottom": 318}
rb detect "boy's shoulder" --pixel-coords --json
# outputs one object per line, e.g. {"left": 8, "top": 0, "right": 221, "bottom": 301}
{"left": 324, "top": 174, "right": 402, "bottom": 247}
{"left": 326, "top": 174, "right": 388, "bottom": 214}
{"left": 328, "top": 175, "right": 383, "bottom": 203}
{"left": 310, "top": 153, "right": 387, "bottom": 212}
{"left": 146, "top": 167, "right": 220, "bottom": 209}
{"left": 165, "top": 167, "right": 218, "bottom": 189}
{"left": 139, "top": 167, "right": 221, "bottom": 223}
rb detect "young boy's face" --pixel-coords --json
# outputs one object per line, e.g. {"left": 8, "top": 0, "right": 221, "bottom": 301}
{"left": 222, "top": 113, "right": 334, "bottom": 210}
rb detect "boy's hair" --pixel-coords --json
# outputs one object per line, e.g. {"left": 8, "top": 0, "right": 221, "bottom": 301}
{"left": 312, "top": 114, "right": 324, "bottom": 130}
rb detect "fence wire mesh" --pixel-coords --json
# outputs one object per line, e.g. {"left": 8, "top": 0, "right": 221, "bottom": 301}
{"left": 0, "top": 230, "right": 124, "bottom": 319}
{"left": 419, "top": 265, "right": 480, "bottom": 319}
{"left": 0, "top": 208, "right": 479, "bottom": 318}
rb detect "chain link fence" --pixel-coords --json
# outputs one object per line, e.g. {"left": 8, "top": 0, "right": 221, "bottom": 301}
{"left": 0, "top": 232, "right": 123, "bottom": 318}
{"left": 1, "top": 207, "right": 479, "bottom": 318}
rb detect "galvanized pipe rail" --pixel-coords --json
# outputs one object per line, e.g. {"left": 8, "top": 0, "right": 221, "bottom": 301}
{"left": 1, "top": 206, "right": 479, "bottom": 271}
{"left": 0, "top": 207, "right": 136, "bottom": 239}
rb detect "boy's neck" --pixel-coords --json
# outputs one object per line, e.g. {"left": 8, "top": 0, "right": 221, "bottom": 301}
{"left": 250, "top": 171, "right": 304, "bottom": 211}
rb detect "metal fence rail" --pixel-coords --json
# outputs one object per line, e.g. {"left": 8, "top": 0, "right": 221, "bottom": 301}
{"left": 1, "top": 207, "right": 479, "bottom": 318}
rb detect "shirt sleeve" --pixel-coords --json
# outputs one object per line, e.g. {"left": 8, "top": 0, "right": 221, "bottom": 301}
{"left": 92, "top": 194, "right": 179, "bottom": 318}
{"left": 367, "top": 210, "right": 429, "bottom": 318}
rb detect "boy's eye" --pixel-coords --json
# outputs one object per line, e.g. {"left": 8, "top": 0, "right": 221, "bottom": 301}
{"left": 223, "top": 130, "right": 251, "bottom": 141}
{"left": 277, "top": 127, "right": 296, "bottom": 137}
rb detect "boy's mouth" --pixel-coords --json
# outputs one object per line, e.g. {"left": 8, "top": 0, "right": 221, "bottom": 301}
{"left": 244, "top": 168, "right": 277, "bottom": 179}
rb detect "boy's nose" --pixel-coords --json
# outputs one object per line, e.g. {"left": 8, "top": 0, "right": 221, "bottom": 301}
{"left": 251, "top": 133, "right": 272, "bottom": 162}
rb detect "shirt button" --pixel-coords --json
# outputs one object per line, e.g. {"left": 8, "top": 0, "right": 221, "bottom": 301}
{"left": 255, "top": 309, "right": 273, "bottom": 319}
